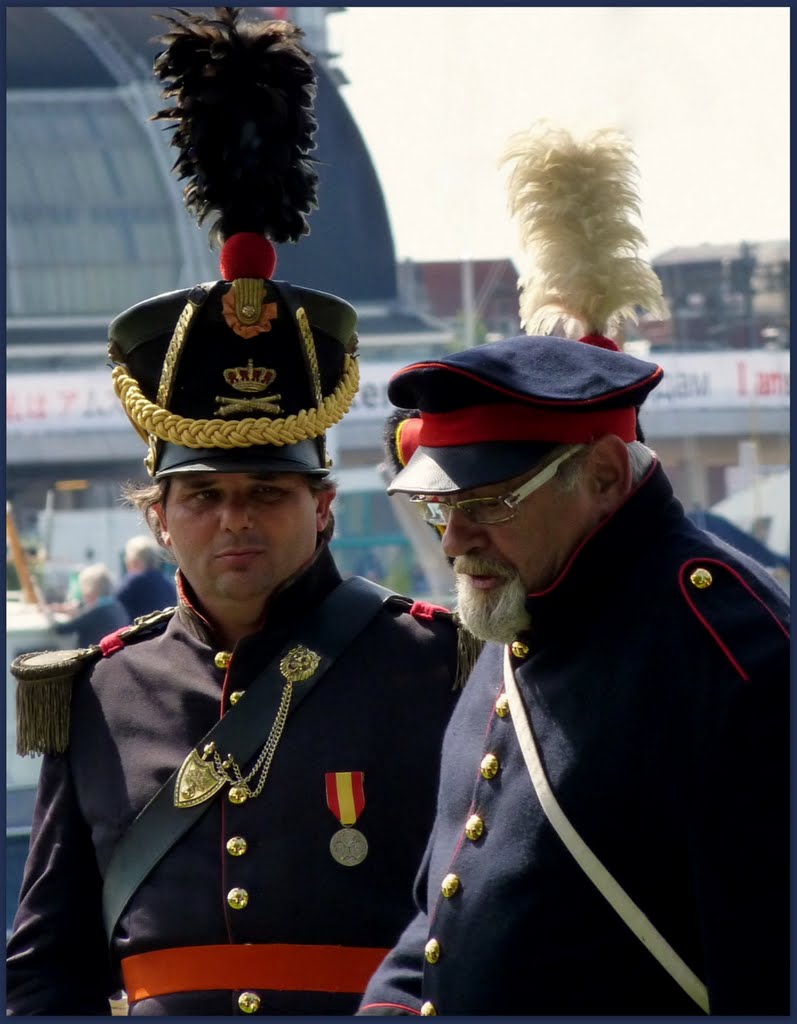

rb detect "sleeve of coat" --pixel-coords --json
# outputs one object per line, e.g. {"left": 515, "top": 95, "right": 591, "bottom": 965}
{"left": 357, "top": 825, "right": 436, "bottom": 1015}
{"left": 683, "top": 561, "right": 790, "bottom": 1014}
{"left": 357, "top": 908, "right": 430, "bottom": 1015}
{"left": 6, "top": 753, "right": 114, "bottom": 1015}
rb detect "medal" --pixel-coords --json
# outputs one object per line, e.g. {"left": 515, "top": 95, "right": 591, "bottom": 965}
{"left": 329, "top": 826, "right": 369, "bottom": 866}
{"left": 325, "top": 771, "right": 368, "bottom": 866}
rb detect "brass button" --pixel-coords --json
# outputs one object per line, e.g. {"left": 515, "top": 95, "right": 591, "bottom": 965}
{"left": 227, "top": 887, "right": 249, "bottom": 910}
{"left": 420, "top": 1002, "right": 437, "bottom": 1016}
{"left": 510, "top": 640, "right": 529, "bottom": 658}
{"left": 465, "top": 814, "right": 484, "bottom": 841}
{"left": 689, "top": 567, "right": 713, "bottom": 589}
{"left": 229, "top": 690, "right": 245, "bottom": 705}
{"left": 495, "top": 693, "right": 510, "bottom": 718}
{"left": 238, "top": 991, "right": 261, "bottom": 1014}
{"left": 214, "top": 650, "right": 232, "bottom": 669}
{"left": 441, "top": 873, "right": 460, "bottom": 898}
{"left": 424, "top": 938, "right": 441, "bottom": 964}
{"left": 480, "top": 753, "right": 500, "bottom": 780}
{"left": 226, "top": 835, "right": 248, "bottom": 857}
{"left": 228, "top": 785, "right": 248, "bottom": 805}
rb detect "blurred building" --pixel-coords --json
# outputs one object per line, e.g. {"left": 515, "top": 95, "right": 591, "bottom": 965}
{"left": 6, "top": 5, "right": 451, "bottom": 588}
{"left": 5, "top": 7, "right": 790, "bottom": 583}
{"left": 650, "top": 240, "right": 790, "bottom": 350}
{"left": 397, "top": 258, "right": 522, "bottom": 345}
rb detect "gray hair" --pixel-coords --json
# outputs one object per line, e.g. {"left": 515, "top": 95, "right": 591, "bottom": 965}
{"left": 124, "top": 534, "right": 166, "bottom": 570}
{"left": 77, "top": 563, "right": 115, "bottom": 600}
{"left": 555, "top": 440, "right": 656, "bottom": 492}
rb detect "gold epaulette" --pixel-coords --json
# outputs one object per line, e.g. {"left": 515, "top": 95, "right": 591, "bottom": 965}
{"left": 12, "top": 607, "right": 176, "bottom": 757}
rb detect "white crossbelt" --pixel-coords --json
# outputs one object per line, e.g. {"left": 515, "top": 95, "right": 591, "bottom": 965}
{"left": 502, "top": 646, "right": 709, "bottom": 1014}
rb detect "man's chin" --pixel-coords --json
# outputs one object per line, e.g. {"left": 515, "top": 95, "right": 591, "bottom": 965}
{"left": 456, "top": 577, "right": 531, "bottom": 645}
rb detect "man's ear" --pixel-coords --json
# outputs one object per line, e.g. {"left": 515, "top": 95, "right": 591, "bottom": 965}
{"left": 315, "top": 488, "right": 336, "bottom": 533}
{"left": 154, "top": 503, "right": 172, "bottom": 551}
{"left": 586, "top": 435, "right": 633, "bottom": 506}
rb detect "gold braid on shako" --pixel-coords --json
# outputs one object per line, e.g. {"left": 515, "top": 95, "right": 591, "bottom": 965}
{"left": 111, "top": 355, "right": 359, "bottom": 449}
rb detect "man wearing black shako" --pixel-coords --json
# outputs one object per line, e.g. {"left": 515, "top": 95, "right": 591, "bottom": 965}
{"left": 7, "top": 9, "right": 471, "bottom": 1015}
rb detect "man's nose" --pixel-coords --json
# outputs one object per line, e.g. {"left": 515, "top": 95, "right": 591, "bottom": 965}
{"left": 441, "top": 509, "right": 485, "bottom": 559}
{"left": 219, "top": 496, "right": 254, "bottom": 531}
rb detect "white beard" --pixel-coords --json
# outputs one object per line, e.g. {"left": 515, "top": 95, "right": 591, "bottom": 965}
{"left": 454, "top": 556, "right": 531, "bottom": 645}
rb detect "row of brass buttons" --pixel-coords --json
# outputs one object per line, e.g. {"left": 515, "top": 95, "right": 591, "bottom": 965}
{"left": 422, "top": 690, "right": 513, "bottom": 1014}
{"left": 216, "top": 653, "right": 257, "bottom": 1012}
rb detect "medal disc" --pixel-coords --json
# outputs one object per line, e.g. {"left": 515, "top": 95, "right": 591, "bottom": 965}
{"left": 329, "top": 827, "right": 369, "bottom": 866}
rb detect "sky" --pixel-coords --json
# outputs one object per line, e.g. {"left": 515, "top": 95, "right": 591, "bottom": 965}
{"left": 327, "top": 6, "right": 790, "bottom": 264}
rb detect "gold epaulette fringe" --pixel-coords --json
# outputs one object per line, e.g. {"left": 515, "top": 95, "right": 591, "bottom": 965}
{"left": 12, "top": 647, "right": 102, "bottom": 756}
{"left": 454, "top": 616, "right": 485, "bottom": 690}
{"left": 12, "top": 607, "right": 177, "bottom": 757}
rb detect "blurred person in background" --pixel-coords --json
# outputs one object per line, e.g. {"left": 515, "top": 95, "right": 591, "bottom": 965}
{"left": 50, "top": 563, "right": 129, "bottom": 647}
{"left": 115, "top": 534, "right": 177, "bottom": 620}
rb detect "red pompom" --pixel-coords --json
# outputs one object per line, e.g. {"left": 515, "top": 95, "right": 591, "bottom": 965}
{"left": 579, "top": 334, "right": 621, "bottom": 352}
{"left": 219, "top": 233, "right": 277, "bottom": 281}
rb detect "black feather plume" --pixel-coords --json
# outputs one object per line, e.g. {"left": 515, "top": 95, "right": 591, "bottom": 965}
{"left": 151, "top": 6, "right": 318, "bottom": 246}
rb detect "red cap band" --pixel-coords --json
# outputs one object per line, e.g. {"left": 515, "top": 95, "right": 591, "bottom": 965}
{"left": 418, "top": 404, "right": 638, "bottom": 446}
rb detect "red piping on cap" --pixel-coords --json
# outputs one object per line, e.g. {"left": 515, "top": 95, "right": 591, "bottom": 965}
{"left": 390, "top": 361, "right": 662, "bottom": 407}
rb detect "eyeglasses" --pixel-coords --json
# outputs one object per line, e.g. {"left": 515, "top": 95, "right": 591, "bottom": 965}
{"left": 410, "top": 445, "right": 582, "bottom": 526}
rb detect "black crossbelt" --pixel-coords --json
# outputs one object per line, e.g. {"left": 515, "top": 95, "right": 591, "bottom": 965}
{"left": 101, "top": 576, "right": 395, "bottom": 943}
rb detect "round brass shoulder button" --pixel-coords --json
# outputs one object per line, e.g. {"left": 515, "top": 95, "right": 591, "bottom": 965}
{"left": 238, "top": 991, "right": 261, "bottom": 1013}
{"left": 214, "top": 650, "right": 232, "bottom": 669}
{"left": 689, "top": 567, "right": 713, "bottom": 589}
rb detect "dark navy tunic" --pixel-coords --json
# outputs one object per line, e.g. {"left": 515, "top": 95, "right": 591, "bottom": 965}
{"left": 6, "top": 545, "right": 461, "bottom": 1015}
{"left": 359, "top": 463, "right": 789, "bottom": 1016}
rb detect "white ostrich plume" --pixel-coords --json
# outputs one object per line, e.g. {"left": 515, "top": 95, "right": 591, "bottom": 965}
{"left": 499, "top": 121, "right": 668, "bottom": 339}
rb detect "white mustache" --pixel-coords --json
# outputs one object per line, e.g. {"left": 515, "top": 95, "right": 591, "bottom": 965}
{"left": 453, "top": 555, "right": 517, "bottom": 580}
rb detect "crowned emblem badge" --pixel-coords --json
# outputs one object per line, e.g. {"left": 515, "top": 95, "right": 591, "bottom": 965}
{"left": 215, "top": 361, "right": 282, "bottom": 416}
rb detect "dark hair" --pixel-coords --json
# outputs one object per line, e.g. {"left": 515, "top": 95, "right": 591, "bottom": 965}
{"left": 121, "top": 474, "right": 337, "bottom": 552}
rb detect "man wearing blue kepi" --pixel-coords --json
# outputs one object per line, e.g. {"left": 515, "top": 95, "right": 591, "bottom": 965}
{"left": 359, "top": 122, "right": 790, "bottom": 1016}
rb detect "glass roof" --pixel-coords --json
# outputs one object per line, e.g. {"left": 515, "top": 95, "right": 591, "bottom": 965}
{"left": 7, "top": 91, "right": 186, "bottom": 317}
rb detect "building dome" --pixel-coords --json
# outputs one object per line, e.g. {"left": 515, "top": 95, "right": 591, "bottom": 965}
{"left": 6, "top": 6, "right": 397, "bottom": 331}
